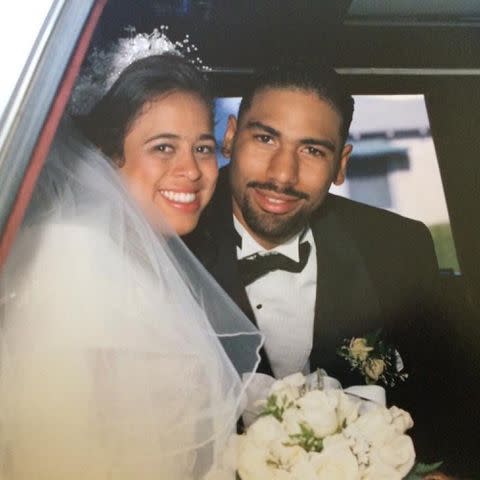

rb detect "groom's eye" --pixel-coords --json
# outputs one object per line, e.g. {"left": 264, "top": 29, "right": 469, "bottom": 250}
{"left": 254, "top": 134, "right": 273, "bottom": 144}
{"left": 304, "top": 146, "right": 327, "bottom": 158}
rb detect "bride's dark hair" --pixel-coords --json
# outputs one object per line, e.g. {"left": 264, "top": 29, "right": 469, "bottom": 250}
{"left": 77, "top": 53, "right": 214, "bottom": 164}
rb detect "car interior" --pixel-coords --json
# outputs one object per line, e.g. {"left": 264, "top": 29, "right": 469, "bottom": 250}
{"left": 94, "top": 0, "right": 480, "bottom": 382}
{"left": 1, "top": 0, "right": 479, "bottom": 476}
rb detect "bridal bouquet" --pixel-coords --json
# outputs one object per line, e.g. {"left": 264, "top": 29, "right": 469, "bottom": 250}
{"left": 227, "top": 373, "right": 438, "bottom": 480}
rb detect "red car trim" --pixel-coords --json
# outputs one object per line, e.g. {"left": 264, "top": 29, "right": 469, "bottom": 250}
{"left": 0, "top": 0, "right": 108, "bottom": 268}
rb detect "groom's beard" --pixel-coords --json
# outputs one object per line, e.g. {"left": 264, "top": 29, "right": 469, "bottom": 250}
{"left": 241, "top": 182, "right": 310, "bottom": 243}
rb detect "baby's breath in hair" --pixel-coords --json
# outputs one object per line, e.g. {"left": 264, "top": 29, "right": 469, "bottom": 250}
{"left": 69, "top": 26, "right": 210, "bottom": 116}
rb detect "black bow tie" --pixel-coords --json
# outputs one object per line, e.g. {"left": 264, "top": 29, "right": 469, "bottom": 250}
{"left": 238, "top": 241, "right": 311, "bottom": 286}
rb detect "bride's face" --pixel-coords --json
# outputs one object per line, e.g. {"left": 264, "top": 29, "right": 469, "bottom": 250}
{"left": 118, "top": 91, "right": 218, "bottom": 235}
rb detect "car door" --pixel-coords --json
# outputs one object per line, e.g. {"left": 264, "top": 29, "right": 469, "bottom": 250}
{"left": 0, "top": 0, "right": 106, "bottom": 266}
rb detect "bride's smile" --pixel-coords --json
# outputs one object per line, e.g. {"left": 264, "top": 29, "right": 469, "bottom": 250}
{"left": 0, "top": 34, "right": 263, "bottom": 480}
{"left": 159, "top": 189, "right": 198, "bottom": 204}
{"left": 118, "top": 90, "right": 218, "bottom": 235}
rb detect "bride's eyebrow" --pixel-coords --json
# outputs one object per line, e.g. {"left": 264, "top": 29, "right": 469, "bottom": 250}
{"left": 145, "top": 133, "right": 179, "bottom": 143}
{"left": 145, "top": 133, "right": 216, "bottom": 143}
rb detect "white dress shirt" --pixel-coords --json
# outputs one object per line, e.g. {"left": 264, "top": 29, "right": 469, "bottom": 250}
{"left": 234, "top": 216, "right": 317, "bottom": 378}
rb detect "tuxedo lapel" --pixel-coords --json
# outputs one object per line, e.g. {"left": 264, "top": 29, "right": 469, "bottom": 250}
{"left": 204, "top": 172, "right": 255, "bottom": 321}
{"left": 192, "top": 172, "right": 381, "bottom": 378}
{"left": 197, "top": 169, "right": 273, "bottom": 375}
{"left": 309, "top": 198, "right": 382, "bottom": 373}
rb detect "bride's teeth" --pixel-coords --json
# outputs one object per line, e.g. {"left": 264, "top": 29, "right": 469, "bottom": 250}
{"left": 161, "top": 190, "right": 196, "bottom": 203}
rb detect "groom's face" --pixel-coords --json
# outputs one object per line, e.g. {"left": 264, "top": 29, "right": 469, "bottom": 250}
{"left": 223, "top": 87, "right": 352, "bottom": 249}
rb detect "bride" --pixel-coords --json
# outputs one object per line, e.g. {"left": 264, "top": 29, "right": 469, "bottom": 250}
{"left": 0, "top": 32, "right": 262, "bottom": 479}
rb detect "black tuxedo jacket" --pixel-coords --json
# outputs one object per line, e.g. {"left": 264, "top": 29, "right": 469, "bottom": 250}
{"left": 187, "top": 167, "right": 439, "bottom": 378}
{"left": 185, "top": 167, "right": 474, "bottom": 470}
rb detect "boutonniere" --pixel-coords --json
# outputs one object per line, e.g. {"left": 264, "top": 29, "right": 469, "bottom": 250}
{"left": 337, "top": 329, "right": 408, "bottom": 387}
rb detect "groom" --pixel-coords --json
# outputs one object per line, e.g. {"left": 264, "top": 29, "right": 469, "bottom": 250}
{"left": 185, "top": 62, "right": 480, "bottom": 474}
{"left": 186, "top": 61, "right": 454, "bottom": 461}
{"left": 187, "top": 58, "right": 458, "bottom": 448}
{"left": 187, "top": 61, "right": 439, "bottom": 381}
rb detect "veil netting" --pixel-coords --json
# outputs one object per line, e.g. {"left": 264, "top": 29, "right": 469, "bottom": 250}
{"left": 0, "top": 118, "right": 263, "bottom": 479}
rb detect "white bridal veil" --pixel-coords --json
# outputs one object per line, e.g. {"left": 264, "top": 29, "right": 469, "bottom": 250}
{"left": 0, "top": 119, "right": 263, "bottom": 479}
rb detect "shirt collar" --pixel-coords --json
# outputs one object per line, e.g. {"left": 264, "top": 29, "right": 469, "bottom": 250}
{"left": 233, "top": 215, "right": 310, "bottom": 262}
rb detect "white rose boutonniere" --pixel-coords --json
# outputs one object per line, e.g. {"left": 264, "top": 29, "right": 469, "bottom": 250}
{"left": 364, "top": 358, "right": 386, "bottom": 382}
{"left": 337, "top": 329, "right": 408, "bottom": 387}
{"left": 349, "top": 338, "right": 373, "bottom": 361}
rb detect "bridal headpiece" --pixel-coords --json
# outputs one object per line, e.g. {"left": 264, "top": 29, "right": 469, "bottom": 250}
{"left": 69, "top": 26, "right": 209, "bottom": 116}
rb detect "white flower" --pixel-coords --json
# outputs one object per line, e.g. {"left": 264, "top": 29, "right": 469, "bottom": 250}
{"left": 349, "top": 434, "right": 370, "bottom": 467}
{"left": 348, "top": 407, "right": 395, "bottom": 445}
{"left": 349, "top": 338, "right": 373, "bottom": 361}
{"left": 364, "top": 358, "right": 386, "bottom": 382}
{"left": 332, "top": 389, "right": 360, "bottom": 427}
{"left": 296, "top": 390, "right": 339, "bottom": 437}
{"left": 362, "top": 459, "right": 402, "bottom": 480}
{"left": 284, "top": 389, "right": 358, "bottom": 439}
{"left": 248, "top": 416, "right": 287, "bottom": 448}
{"left": 364, "top": 434, "right": 415, "bottom": 479}
{"left": 389, "top": 406, "right": 414, "bottom": 433}
{"left": 270, "top": 373, "right": 305, "bottom": 404}
{"left": 346, "top": 406, "right": 416, "bottom": 479}
{"left": 282, "top": 407, "right": 305, "bottom": 436}
{"left": 236, "top": 416, "right": 308, "bottom": 480}
{"left": 236, "top": 435, "right": 276, "bottom": 480}
{"left": 309, "top": 434, "right": 360, "bottom": 479}
{"left": 287, "top": 457, "right": 320, "bottom": 480}
{"left": 235, "top": 369, "right": 416, "bottom": 480}
{"left": 379, "top": 433, "right": 416, "bottom": 477}
{"left": 270, "top": 441, "right": 309, "bottom": 470}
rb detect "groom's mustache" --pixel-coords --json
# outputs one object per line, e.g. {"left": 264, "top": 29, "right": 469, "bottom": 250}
{"left": 246, "top": 181, "right": 309, "bottom": 200}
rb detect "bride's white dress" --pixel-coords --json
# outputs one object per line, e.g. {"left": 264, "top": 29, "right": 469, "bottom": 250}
{"left": 0, "top": 120, "right": 262, "bottom": 479}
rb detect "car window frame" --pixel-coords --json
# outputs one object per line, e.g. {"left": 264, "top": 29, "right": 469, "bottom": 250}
{"left": 0, "top": 0, "right": 107, "bottom": 268}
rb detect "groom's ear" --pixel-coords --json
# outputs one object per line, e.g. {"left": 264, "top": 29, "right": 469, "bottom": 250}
{"left": 222, "top": 115, "right": 237, "bottom": 159}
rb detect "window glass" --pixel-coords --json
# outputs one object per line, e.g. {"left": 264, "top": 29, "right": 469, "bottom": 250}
{"left": 0, "top": 0, "right": 57, "bottom": 118}
{"left": 215, "top": 95, "right": 460, "bottom": 272}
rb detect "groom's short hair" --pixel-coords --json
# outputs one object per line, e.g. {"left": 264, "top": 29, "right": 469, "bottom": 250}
{"left": 237, "top": 61, "right": 354, "bottom": 145}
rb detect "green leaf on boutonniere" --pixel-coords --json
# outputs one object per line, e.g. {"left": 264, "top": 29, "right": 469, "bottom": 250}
{"left": 364, "top": 328, "right": 382, "bottom": 347}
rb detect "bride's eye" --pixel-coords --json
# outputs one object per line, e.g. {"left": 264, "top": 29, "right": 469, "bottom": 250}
{"left": 195, "top": 144, "right": 215, "bottom": 155}
{"left": 153, "top": 144, "right": 174, "bottom": 153}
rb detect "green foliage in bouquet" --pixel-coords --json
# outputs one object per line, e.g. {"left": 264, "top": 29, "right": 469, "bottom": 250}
{"left": 259, "top": 394, "right": 294, "bottom": 422}
{"left": 284, "top": 422, "right": 324, "bottom": 453}
{"left": 233, "top": 372, "right": 442, "bottom": 479}
{"left": 405, "top": 461, "right": 443, "bottom": 479}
